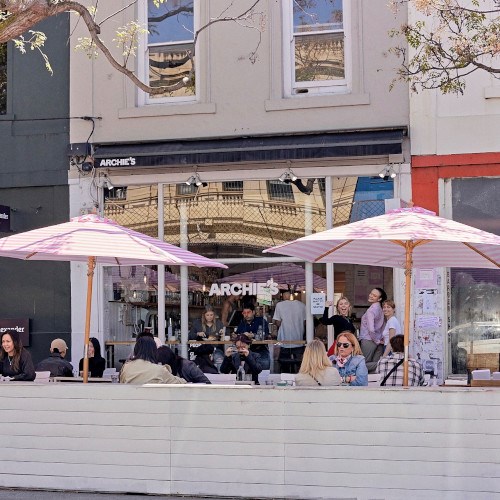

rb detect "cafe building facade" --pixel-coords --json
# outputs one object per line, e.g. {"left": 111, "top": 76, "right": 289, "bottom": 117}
{"left": 68, "top": 0, "right": 411, "bottom": 365}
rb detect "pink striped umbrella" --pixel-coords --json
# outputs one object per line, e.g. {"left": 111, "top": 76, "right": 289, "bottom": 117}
{"left": 0, "top": 214, "right": 226, "bottom": 382}
{"left": 264, "top": 207, "right": 500, "bottom": 385}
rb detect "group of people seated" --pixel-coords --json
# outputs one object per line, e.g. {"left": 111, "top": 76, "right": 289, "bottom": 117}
{"left": 0, "top": 287, "right": 425, "bottom": 387}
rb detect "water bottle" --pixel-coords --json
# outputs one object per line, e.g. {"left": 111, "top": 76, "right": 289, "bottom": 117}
{"left": 256, "top": 325, "right": 263, "bottom": 341}
{"left": 237, "top": 362, "right": 245, "bottom": 381}
{"left": 167, "top": 317, "right": 173, "bottom": 339}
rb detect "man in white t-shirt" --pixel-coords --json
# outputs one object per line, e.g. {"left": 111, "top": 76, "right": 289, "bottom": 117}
{"left": 273, "top": 291, "right": 307, "bottom": 373}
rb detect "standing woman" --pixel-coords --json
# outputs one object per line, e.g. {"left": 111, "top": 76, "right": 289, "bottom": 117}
{"left": 359, "top": 287, "right": 387, "bottom": 373}
{"left": 0, "top": 330, "right": 36, "bottom": 381}
{"left": 329, "top": 331, "right": 368, "bottom": 386}
{"left": 295, "top": 339, "right": 341, "bottom": 386}
{"left": 79, "top": 337, "right": 106, "bottom": 378}
{"left": 319, "top": 296, "right": 356, "bottom": 356}
{"left": 381, "top": 300, "right": 402, "bottom": 357}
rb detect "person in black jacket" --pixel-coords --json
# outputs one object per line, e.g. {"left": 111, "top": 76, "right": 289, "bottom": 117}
{"left": 79, "top": 337, "right": 106, "bottom": 378}
{"left": 220, "top": 334, "right": 262, "bottom": 384}
{"left": 193, "top": 344, "right": 219, "bottom": 374}
{"left": 0, "top": 330, "right": 35, "bottom": 381}
{"left": 157, "top": 345, "right": 211, "bottom": 384}
{"left": 36, "top": 338, "right": 74, "bottom": 377}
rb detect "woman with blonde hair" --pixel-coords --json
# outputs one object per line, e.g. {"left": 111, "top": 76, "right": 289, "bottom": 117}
{"left": 319, "top": 295, "right": 356, "bottom": 356}
{"left": 329, "top": 331, "right": 368, "bottom": 386}
{"left": 295, "top": 339, "right": 341, "bottom": 386}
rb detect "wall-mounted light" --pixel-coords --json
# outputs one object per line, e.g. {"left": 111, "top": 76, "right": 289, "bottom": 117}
{"left": 278, "top": 168, "right": 298, "bottom": 183}
{"left": 185, "top": 173, "right": 207, "bottom": 187}
{"left": 103, "top": 174, "right": 114, "bottom": 189}
{"left": 378, "top": 165, "right": 397, "bottom": 181}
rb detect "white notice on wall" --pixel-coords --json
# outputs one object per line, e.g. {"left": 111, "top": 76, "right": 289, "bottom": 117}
{"left": 415, "top": 315, "right": 441, "bottom": 329}
{"left": 311, "top": 293, "right": 325, "bottom": 315}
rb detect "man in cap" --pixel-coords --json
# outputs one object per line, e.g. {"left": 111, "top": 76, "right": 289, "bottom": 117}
{"left": 35, "top": 339, "right": 74, "bottom": 377}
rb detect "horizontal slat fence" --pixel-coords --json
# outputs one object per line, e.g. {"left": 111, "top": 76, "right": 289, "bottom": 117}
{"left": 0, "top": 384, "right": 499, "bottom": 499}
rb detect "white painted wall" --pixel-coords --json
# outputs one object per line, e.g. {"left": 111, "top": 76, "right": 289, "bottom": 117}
{"left": 70, "top": 1, "right": 409, "bottom": 145}
{"left": 409, "top": 2, "right": 500, "bottom": 156}
{"left": 1, "top": 383, "right": 499, "bottom": 500}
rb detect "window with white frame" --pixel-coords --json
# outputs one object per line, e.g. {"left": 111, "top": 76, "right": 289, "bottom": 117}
{"left": 284, "top": 0, "right": 347, "bottom": 96}
{"left": 145, "top": 0, "right": 196, "bottom": 102}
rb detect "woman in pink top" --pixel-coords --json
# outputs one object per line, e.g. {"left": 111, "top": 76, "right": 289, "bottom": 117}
{"left": 359, "top": 287, "right": 387, "bottom": 373}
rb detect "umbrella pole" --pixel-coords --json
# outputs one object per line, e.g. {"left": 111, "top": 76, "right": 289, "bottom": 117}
{"left": 403, "top": 243, "right": 414, "bottom": 387}
{"left": 83, "top": 256, "right": 96, "bottom": 384}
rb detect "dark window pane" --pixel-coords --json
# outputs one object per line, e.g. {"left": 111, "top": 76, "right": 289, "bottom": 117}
{"left": 267, "top": 180, "right": 294, "bottom": 202}
{"left": 223, "top": 181, "right": 243, "bottom": 192}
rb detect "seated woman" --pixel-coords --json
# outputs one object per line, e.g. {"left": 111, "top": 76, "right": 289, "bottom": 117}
{"left": 157, "top": 345, "right": 211, "bottom": 384}
{"left": 120, "top": 336, "right": 186, "bottom": 384}
{"left": 329, "top": 331, "right": 368, "bottom": 386}
{"left": 79, "top": 337, "right": 106, "bottom": 378}
{"left": 193, "top": 344, "right": 219, "bottom": 374}
{"left": 295, "top": 339, "right": 341, "bottom": 387}
{"left": 0, "top": 330, "right": 35, "bottom": 381}
{"left": 220, "top": 334, "right": 262, "bottom": 384}
{"left": 189, "top": 305, "right": 224, "bottom": 340}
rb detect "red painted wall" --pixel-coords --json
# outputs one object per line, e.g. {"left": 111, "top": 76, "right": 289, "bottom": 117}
{"left": 412, "top": 152, "right": 500, "bottom": 213}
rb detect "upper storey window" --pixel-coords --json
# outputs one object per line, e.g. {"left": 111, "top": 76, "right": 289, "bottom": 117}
{"left": 145, "top": 0, "right": 196, "bottom": 103}
{"left": 0, "top": 43, "right": 7, "bottom": 114}
{"left": 284, "top": 0, "right": 347, "bottom": 96}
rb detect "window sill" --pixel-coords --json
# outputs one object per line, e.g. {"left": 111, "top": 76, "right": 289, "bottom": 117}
{"left": 118, "top": 102, "right": 216, "bottom": 119}
{"left": 265, "top": 93, "right": 370, "bottom": 112}
{"left": 484, "top": 87, "right": 500, "bottom": 99}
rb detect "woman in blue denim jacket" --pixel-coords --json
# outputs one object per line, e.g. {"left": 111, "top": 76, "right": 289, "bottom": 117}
{"left": 329, "top": 331, "right": 368, "bottom": 386}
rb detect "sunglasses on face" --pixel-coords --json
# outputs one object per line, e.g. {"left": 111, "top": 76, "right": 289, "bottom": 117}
{"left": 337, "top": 342, "right": 352, "bottom": 348}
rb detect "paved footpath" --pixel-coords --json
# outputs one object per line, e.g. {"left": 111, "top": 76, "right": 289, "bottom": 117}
{"left": 0, "top": 491, "right": 245, "bottom": 500}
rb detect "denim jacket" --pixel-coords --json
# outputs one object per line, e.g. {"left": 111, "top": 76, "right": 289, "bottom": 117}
{"left": 329, "top": 355, "right": 368, "bottom": 386}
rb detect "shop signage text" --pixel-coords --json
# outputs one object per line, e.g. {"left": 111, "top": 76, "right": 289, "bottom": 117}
{"left": 0, "top": 318, "right": 30, "bottom": 346}
{"left": 209, "top": 282, "right": 280, "bottom": 297}
{"left": 0, "top": 205, "right": 11, "bottom": 232}
{"left": 99, "top": 157, "right": 136, "bottom": 167}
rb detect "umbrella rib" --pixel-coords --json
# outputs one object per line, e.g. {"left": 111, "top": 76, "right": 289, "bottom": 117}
{"left": 314, "top": 240, "right": 354, "bottom": 262}
{"left": 462, "top": 242, "right": 500, "bottom": 268}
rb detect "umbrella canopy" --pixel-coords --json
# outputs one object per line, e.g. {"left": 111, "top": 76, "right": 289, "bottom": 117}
{"left": 0, "top": 214, "right": 226, "bottom": 382}
{"left": 264, "top": 206, "right": 500, "bottom": 385}
{"left": 218, "top": 263, "right": 327, "bottom": 292}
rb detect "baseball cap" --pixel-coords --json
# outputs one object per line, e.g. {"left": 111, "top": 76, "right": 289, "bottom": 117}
{"left": 50, "top": 338, "right": 68, "bottom": 353}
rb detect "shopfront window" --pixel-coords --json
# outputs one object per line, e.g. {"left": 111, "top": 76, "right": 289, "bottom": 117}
{"left": 146, "top": 0, "right": 196, "bottom": 101}
{"left": 448, "top": 178, "right": 500, "bottom": 374}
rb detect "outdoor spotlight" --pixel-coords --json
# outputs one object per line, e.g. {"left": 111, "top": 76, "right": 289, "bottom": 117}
{"left": 185, "top": 175, "right": 196, "bottom": 186}
{"left": 390, "top": 168, "right": 397, "bottom": 179}
{"left": 290, "top": 171, "right": 298, "bottom": 182}
{"left": 81, "top": 161, "right": 93, "bottom": 172}
{"left": 278, "top": 172, "right": 287, "bottom": 183}
{"left": 104, "top": 176, "right": 114, "bottom": 190}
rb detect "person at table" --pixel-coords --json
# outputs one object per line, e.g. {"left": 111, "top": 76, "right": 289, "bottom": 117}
{"left": 319, "top": 296, "right": 356, "bottom": 356}
{"left": 35, "top": 338, "right": 73, "bottom": 377}
{"left": 273, "top": 291, "right": 306, "bottom": 373}
{"left": 329, "top": 331, "right": 368, "bottom": 386}
{"left": 193, "top": 344, "right": 219, "bottom": 374}
{"left": 236, "top": 303, "right": 270, "bottom": 370}
{"left": 295, "top": 339, "right": 341, "bottom": 387}
{"left": 359, "top": 287, "right": 387, "bottom": 373}
{"left": 220, "top": 334, "right": 262, "bottom": 384}
{"left": 0, "top": 330, "right": 36, "bottom": 381}
{"left": 377, "top": 335, "right": 424, "bottom": 386}
{"left": 79, "top": 337, "right": 106, "bottom": 378}
{"left": 189, "top": 305, "right": 224, "bottom": 340}
{"left": 158, "top": 345, "right": 211, "bottom": 384}
{"left": 381, "top": 299, "right": 402, "bottom": 357}
{"left": 120, "top": 336, "right": 186, "bottom": 385}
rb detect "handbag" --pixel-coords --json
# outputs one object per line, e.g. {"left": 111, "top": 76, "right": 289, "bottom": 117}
{"left": 380, "top": 358, "right": 404, "bottom": 386}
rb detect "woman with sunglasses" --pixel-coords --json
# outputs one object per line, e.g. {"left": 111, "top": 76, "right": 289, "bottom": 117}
{"left": 295, "top": 339, "right": 341, "bottom": 386}
{"left": 329, "top": 331, "right": 368, "bottom": 386}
